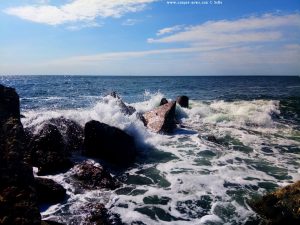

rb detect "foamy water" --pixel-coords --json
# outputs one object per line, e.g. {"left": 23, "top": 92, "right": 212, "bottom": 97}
{"left": 20, "top": 92, "right": 300, "bottom": 225}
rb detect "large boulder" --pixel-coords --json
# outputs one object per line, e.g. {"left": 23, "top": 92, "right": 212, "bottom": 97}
{"left": 250, "top": 181, "right": 300, "bottom": 225}
{"left": 143, "top": 101, "right": 177, "bottom": 133}
{"left": 72, "top": 161, "right": 120, "bottom": 190}
{"left": 35, "top": 178, "right": 66, "bottom": 205}
{"left": 48, "top": 117, "right": 84, "bottom": 152}
{"left": 0, "top": 85, "right": 41, "bottom": 225}
{"left": 176, "top": 96, "right": 189, "bottom": 108}
{"left": 29, "top": 123, "right": 73, "bottom": 175}
{"left": 84, "top": 120, "right": 136, "bottom": 166}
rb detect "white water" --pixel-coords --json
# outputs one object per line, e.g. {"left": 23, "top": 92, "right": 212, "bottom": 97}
{"left": 22, "top": 92, "right": 300, "bottom": 225}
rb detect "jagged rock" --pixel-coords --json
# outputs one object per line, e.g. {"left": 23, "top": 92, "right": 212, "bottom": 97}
{"left": 109, "top": 92, "right": 136, "bottom": 115}
{"left": 143, "top": 101, "right": 177, "bottom": 133}
{"left": 84, "top": 120, "right": 136, "bottom": 166}
{"left": 0, "top": 84, "right": 41, "bottom": 225}
{"left": 250, "top": 181, "right": 300, "bottom": 225}
{"left": 176, "top": 96, "right": 189, "bottom": 108}
{"left": 29, "top": 124, "right": 73, "bottom": 175}
{"left": 72, "top": 161, "right": 120, "bottom": 190}
{"left": 48, "top": 117, "right": 84, "bottom": 152}
{"left": 160, "top": 98, "right": 168, "bottom": 106}
{"left": 35, "top": 178, "right": 66, "bottom": 205}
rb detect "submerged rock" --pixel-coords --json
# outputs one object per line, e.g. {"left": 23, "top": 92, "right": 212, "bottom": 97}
{"left": 72, "top": 161, "right": 120, "bottom": 190}
{"left": 84, "top": 120, "right": 136, "bottom": 166}
{"left": 143, "top": 101, "right": 177, "bottom": 133}
{"left": 0, "top": 84, "right": 41, "bottom": 225}
{"left": 176, "top": 96, "right": 189, "bottom": 108}
{"left": 29, "top": 123, "right": 73, "bottom": 175}
{"left": 35, "top": 178, "right": 66, "bottom": 205}
{"left": 250, "top": 181, "right": 300, "bottom": 225}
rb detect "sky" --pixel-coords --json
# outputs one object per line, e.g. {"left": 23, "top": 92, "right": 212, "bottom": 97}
{"left": 0, "top": 0, "right": 300, "bottom": 75}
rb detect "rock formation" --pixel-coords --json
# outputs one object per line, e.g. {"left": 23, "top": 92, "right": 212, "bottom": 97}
{"left": 176, "top": 96, "right": 189, "bottom": 108}
{"left": 84, "top": 120, "right": 136, "bottom": 166}
{"left": 0, "top": 84, "right": 41, "bottom": 225}
{"left": 250, "top": 181, "right": 300, "bottom": 225}
{"left": 143, "top": 101, "right": 177, "bottom": 133}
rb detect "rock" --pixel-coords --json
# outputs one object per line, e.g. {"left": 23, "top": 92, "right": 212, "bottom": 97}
{"left": 250, "top": 181, "right": 300, "bottom": 225}
{"left": 109, "top": 92, "right": 136, "bottom": 115}
{"left": 159, "top": 98, "right": 168, "bottom": 106}
{"left": 176, "top": 96, "right": 189, "bottom": 108}
{"left": 84, "top": 120, "right": 136, "bottom": 166}
{"left": 48, "top": 117, "right": 84, "bottom": 152}
{"left": 41, "top": 221, "right": 65, "bottom": 225}
{"left": 35, "top": 178, "right": 66, "bottom": 205}
{"left": 29, "top": 123, "right": 73, "bottom": 175}
{"left": 72, "top": 161, "right": 120, "bottom": 190}
{"left": 0, "top": 84, "right": 41, "bottom": 225}
{"left": 143, "top": 101, "right": 177, "bottom": 133}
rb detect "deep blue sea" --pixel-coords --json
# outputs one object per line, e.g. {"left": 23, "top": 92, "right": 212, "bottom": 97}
{"left": 1, "top": 76, "right": 300, "bottom": 225}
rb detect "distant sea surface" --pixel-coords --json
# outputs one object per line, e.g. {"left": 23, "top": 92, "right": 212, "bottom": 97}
{"left": 1, "top": 76, "right": 300, "bottom": 225}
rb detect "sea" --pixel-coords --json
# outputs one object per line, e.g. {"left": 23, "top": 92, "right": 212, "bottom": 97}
{"left": 1, "top": 76, "right": 300, "bottom": 225}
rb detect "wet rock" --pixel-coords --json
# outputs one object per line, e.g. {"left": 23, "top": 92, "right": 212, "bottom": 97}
{"left": 41, "top": 221, "right": 65, "bottom": 225}
{"left": 72, "top": 161, "right": 120, "bottom": 190}
{"left": 0, "top": 84, "right": 41, "bottom": 225}
{"left": 109, "top": 91, "right": 136, "bottom": 115}
{"left": 250, "top": 181, "right": 300, "bottom": 225}
{"left": 159, "top": 98, "right": 168, "bottom": 106}
{"left": 84, "top": 120, "right": 136, "bottom": 166}
{"left": 143, "top": 101, "right": 177, "bottom": 133}
{"left": 29, "top": 123, "right": 73, "bottom": 175}
{"left": 79, "top": 203, "right": 124, "bottom": 225}
{"left": 35, "top": 178, "right": 66, "bottom": 205}
{"left": 176, "top": 96, "right": 189, "bottom": 108}
{"left": 48, "top": 117, "right": 84, "bottom": 152}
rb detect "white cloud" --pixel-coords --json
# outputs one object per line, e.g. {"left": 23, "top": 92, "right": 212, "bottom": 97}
{"left": 122, "top": 19, "right": 140, "bottom": 26}
{"left": 4, "top": 0, "right": 157, "bottom": 26}
{"left": 149, "top": 13, "right": 300, "bottom": 46}
{"left": 156, "top": 25, "right": 183, "bottom": 36}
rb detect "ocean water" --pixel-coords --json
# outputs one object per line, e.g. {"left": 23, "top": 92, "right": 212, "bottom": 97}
{"left": 1, "top": 76, "right": 300, "bottom": 225}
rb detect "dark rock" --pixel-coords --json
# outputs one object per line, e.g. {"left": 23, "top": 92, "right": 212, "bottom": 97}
{"left": 72, "top": 161, "right": 120, "bottom": 190}
{"left": 0, "top": 84, "right": 20, "bottom": 120}
{"left": 84, "top": 120, "right": 136, "bottom": 166}
{"left": 35, "top": 178, "right": 66, "bottom": 205}
{"left": 143, "top": 101, "right": 177, "bottom": 133}
{"left": 29, "top": 123, "right": 73, "bottom": 175}
{"left": 176, "top": 96, "right": 189, "bottom": 108}
{"left": 0, "top": 84, "right": 41, "bottom": 225}
{"left": 159, "top": 98, "right": 168, "bottom": 106}
{"left": 250, "top": 181, "right": 300, "bottom": 225}
{"left": 41, "top": 220, "right": 65, "bottom": 225}
{"left": 207, "top": 135, "right": 218, "bottom": 143}
{"left": 48, "top": 117, "right": 84, "bottom": 152}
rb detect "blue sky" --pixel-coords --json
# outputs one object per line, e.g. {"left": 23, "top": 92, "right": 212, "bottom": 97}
{"left": 0, "top": 0, "right": 300, "bottom": 75}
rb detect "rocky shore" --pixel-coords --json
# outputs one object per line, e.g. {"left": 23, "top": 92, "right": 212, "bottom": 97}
{"left": 1, "top": 84, "right": 299, "bottom": 224}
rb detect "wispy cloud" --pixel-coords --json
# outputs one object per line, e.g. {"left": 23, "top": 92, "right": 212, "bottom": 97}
{"left": 4, "top": 0, "right": 157, "bottom": 26}
{"left": 148, "top": 13, "right": 300, "bottom": 46}
{"left": 156, "top": 25, "right": 183, "bottom": 36}
{"left": 122, "top": 19, "right": 140, "bottom": 26}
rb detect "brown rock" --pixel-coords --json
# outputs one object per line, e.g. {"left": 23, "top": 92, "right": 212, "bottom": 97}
{"left": 72, "top": 161, "right": 120, "bottom": 190}
{"left": 143, "top": 101, "right": 177, "bottom": 133}
{"left": 250, "top": 181, "right": 300, "bottom": 225}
